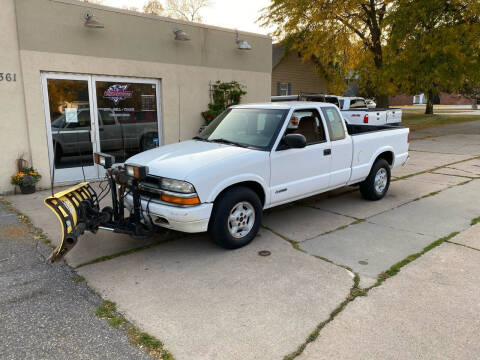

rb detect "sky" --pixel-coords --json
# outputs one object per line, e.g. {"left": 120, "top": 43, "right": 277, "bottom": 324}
{"left": 100, "top": 0, "right": 274, "bottom": 35}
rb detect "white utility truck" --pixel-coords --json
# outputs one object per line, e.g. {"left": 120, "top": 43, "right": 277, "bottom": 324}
{"left": 339, "top": 96, "right": 403, "bottom": 126}
{"left": 45, "top": 102, "right": 409, "bottom": 262}
{"left": 273, "top": 94, "right": 402, "bottom": 126}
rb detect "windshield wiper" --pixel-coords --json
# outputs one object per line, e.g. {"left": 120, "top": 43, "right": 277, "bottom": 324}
{"left": 209, "top": 138, "right": 249, "bottom": 148}
{"left": 192, "top": 136, "right": 209, "bottom": 142}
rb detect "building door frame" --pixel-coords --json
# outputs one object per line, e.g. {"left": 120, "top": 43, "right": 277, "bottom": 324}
{"left": 41, "top": 72, "right": 99, "bottom": 184}
{"left": 41, "top": 72, "right": 163, "bottom": 184}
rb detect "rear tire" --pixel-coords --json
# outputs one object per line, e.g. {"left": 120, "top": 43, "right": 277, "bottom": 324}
{"left": 360, "top": 159, "right": 391, "bottom": 201}
{"left": 209, "top": 186, "right": 262, "bottom": 249}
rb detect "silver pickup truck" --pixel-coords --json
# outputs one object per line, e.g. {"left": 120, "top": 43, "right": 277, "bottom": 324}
{"left": 51, "top": 108, "right": 158, "bottom": 163}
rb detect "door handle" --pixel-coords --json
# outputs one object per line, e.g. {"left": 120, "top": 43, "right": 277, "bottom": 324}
{"left": 324, "top": 149, "right": 331, "bottom": 156}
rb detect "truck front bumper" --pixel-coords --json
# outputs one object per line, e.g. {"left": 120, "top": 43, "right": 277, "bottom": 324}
{"left": 125, "top": 195, "right": 213, "bottom": 233}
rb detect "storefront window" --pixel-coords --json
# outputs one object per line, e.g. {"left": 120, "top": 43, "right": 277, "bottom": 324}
{"left": 95, "top": 81, "right": 159, "bottom": 163}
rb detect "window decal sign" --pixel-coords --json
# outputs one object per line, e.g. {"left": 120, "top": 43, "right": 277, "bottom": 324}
{"left": 65, "top": 108, "right": 78, "bottom": 123}
{"left": 104, "top": 84, "right": 133, "bottom": 105}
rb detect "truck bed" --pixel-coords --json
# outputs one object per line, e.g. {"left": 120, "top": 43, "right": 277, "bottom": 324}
{"left": 347, "top": 124, "right": 410, "bottom": 184}
{"left": 346, "top": 123, "right": 405, "bottom": 135}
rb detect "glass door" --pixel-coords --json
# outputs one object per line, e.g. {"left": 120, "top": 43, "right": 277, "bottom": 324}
{"left": 42, "top": 74, "right": 162, "bottom": 183}
{"left": 42, "top": 73, "right": 98, "bottom": 183}
{"left": 92, "top": 76, "right": 162, "bottom": 168}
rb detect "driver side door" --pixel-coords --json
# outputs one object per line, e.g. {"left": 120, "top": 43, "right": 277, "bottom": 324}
{"left": 269, "top": 108, "right": 332, "bottom": 205}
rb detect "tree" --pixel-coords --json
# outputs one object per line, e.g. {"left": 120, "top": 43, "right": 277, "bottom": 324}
{"left": 165, "top": 0, "right": 211, "bottom": 22}
{"left": 143, "top": 0, "right": 164, "bottom": 16}
{"left": 386, "top": 0, "right": 480, "bottom": 114}
{"left": 260, "top": 0, "right": 394, "bottom": 107}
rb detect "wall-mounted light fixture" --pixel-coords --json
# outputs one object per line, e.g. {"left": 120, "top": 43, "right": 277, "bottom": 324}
{"left": 235, "top": 31, "right": 252, "bottom": 50}
{"left": 84, "top": 11, "right": 104, "bottom": 28}
{"left": 173, "top": 29, "right": 190, "bottom": 41}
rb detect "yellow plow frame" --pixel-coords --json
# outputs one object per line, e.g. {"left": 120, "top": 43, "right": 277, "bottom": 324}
{"left": 44, "top": 182, "right": 99, "bottom": 263}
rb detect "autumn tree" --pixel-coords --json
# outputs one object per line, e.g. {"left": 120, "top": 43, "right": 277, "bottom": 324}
{"left": 143, "top": 0, "right": 164, "bottom": 16}
{"left": 260, "top": 0, "right": 395, "bottom": 107}
{"left": 165, "top": 0, "right": 211, "bottom": 22}
{"left": 386, "top": 0, "right": 480, "bottom": 114}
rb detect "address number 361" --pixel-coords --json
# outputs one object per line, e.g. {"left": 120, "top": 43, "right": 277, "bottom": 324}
{"left": 0, "top": 73, "right": 17, "bottom": 82}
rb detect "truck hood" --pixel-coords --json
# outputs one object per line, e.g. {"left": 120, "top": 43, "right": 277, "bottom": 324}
{"left": 125, "top": 140, "right": 253, "bottom": 180}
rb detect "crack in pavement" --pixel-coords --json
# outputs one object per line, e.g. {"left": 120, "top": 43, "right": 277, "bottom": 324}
{"left": 446, "top": 240, "right": 480, "bottom": 253}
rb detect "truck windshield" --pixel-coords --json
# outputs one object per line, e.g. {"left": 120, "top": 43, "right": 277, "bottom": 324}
{"left": 196, "top": 108, "right": 288, "bottom": 150}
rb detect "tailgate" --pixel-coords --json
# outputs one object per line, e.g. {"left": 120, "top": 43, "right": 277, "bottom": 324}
{"left": 387, "top": 109, "right": 402, "bottom": 124}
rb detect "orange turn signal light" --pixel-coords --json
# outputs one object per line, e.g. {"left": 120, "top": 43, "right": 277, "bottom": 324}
{"left": 161, "top": 194, "right": 200, "bottom": 206}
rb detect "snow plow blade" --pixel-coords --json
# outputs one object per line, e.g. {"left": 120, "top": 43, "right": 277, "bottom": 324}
{"left": 44, "top": 182, "right": 99, "bottom": 263}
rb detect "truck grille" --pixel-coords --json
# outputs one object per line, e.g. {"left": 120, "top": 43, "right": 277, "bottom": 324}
{"left": 138, "top": 176, "right": 162, "bottom": 201}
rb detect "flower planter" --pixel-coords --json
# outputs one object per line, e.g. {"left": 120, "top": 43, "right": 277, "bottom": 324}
{"left": 20, "top": 185, "right": 36, "bottom": 194}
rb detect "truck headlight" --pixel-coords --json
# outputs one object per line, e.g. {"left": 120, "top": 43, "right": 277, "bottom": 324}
{"left": 161, "top": 178, "right": 195, "bottom": 194}
{"left": 125, "top": 164, "right": 148, "bottom": 180}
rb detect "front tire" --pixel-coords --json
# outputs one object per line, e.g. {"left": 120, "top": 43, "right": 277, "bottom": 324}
{"left": 360, "top": 159, "right": 391, "bottom": 201}
{"left": 209, "top": 186, "right": 262, "bottom": 249}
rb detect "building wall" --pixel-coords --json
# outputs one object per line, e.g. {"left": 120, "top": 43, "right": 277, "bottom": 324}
{"left": 0, "top": 0, "right": 32, "bottom": 194}
{"left": 0, "top": 0, "right": 271, "bottom": 194}
{"left": 19, "top": 51, "right": 271, "bottom": 191}
{"left": 439, "top": 93, "right": 473, "bottom": 105}
{"left": 389, "top": 95, "right": 413, "bottom": 106}
{"left": 271, "top": 53, "right": 327, "bottom": 96}
{"left": 15, "top": 0, "right": 271, "bottom": 74}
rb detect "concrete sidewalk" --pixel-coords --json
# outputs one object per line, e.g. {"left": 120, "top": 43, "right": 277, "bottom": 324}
{"left": 299, "top": 224, "right": 480, "bottom": 360}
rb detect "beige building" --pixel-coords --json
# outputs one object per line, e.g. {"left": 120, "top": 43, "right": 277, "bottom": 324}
{"left": 271, "top": 44, "right": 327, "bottom": 96}
{"left": 0, "top": 0, "right": 272, "bottom": 194}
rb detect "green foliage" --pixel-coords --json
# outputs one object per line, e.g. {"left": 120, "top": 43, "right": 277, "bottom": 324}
{"left": 260, "top": 0, "right": 480, "bottom": 107}
{"left": 386, "top": 0, "right": 480, "bottom": 113}
{"left": 260, "top": 0, "right": 393, "bottom": 104}
{"left": 201, "top": 81, "right": 246, "bottom": 124}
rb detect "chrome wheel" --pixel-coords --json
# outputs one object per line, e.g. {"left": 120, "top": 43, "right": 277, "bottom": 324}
{"left": 228, "top": 201, "right": 255, "bottom": 239}
{"left": 374, "top": 168, "right": 388, "bottom": 194}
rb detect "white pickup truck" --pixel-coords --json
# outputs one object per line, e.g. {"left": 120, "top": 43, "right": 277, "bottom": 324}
{"left": 120, "top": 102, "right": 409, "bottom": 249}
{"left": 339, "top": 97, "right": 403, "bottom": 126}
{"left": 273, "top": 95, "right": 402, "bottom": 126}
{"left": 44, "top": 102, "right": 410, "bottom": 262}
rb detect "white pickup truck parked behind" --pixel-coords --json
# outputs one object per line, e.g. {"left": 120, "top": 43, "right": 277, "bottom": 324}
{"left": 122, "top": 102, "right": 409, "bottom": 249}
{"left": 339, "top": 96, "right": 403, "bottom": 126}
{"left": 272, "top": 95, "right": 402, "bottom": 126}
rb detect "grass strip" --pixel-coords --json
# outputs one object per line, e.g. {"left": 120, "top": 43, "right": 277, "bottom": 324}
{"left": 75, "top": 236, "right": 180, "bottom": 269}
{"left": 471, "top": 216, "right": 480, "bottom": 226}
{"left": 402, "top": 113, "right": 480, "bottom": 132}
{"left": 95, "top": 300, "right": 173, "bottom": 359}
{"left": 284, "top": 273, "right": 365, "bottom": 360}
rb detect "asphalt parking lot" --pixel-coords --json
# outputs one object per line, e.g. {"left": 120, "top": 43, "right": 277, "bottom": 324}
{"left": 5, "top": 120, "right": 480, "bottom": 359}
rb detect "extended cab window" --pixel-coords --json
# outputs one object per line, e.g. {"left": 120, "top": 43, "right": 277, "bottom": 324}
{"left": 282, "top": 109, "right": 326, "bottom": 146}
{"left": 322, "top": 107, "right": 346, "bottom": 141}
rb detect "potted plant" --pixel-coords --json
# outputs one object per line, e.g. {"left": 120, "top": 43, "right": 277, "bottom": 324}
{"left": 11, "top": 167, "right": 42, "bottom": 194}
{"left": 200, "top": 81, "right": 247, "bottom": 132}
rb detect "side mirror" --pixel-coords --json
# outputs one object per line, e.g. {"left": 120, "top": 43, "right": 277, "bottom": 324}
{"left": 283, "top": 134, "right": 306, "bottom": 149}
